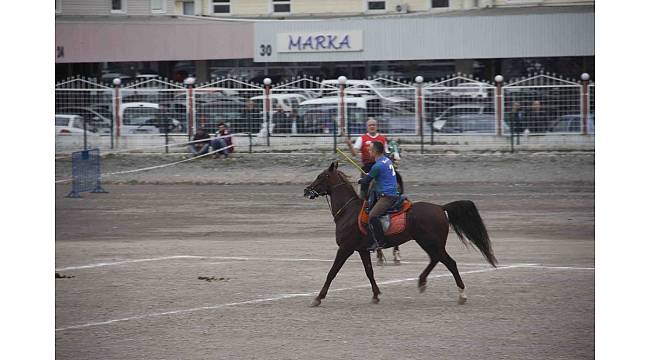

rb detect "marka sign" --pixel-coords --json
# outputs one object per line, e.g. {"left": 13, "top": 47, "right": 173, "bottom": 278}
{"left": 277, "top": 31, "right": 362, "bottom": 53}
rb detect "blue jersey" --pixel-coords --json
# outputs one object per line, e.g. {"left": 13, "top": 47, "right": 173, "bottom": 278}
{"left": 367, "top": 156, "right": 399, "bottom": 196}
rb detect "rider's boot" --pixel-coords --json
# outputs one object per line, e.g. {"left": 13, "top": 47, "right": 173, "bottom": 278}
{"left": 366, "top": 223, "right": 379, "bottom": 251}
{"left": 367, "top": 217, "right": 386, "bottom": 251}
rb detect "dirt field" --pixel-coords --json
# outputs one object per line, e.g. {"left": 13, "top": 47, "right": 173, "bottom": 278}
{"left": 55, "top": 152, "right": 594, "bottom": 359}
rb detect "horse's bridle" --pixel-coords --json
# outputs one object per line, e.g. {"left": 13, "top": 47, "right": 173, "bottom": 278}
{"left": 305, "top": 172, "right": 357, "bottom": 220}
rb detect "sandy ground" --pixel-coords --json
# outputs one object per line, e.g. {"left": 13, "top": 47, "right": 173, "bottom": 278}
{"left": 55, "top": 152, "right": 594, "bottom": 359}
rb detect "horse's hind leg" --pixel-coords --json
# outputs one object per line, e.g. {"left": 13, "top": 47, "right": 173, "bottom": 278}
{"left": 376, "top": 249, "right": 386, "bottom": 266}
{"left": 359, "top": 250, "right": 381, "bottom": 303}
{"left": 393, "top": 245, "right": 401, "bottom": 265}
{"left": 440, "top": 252, "right": 467, "bottom": 304}
{"left": 415, "top": 239, "right": 440, "bottom": 293}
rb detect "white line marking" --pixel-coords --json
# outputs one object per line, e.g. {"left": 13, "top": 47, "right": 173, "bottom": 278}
{"left": 56, "top": 256, "right": 202, "bottom": 271}
{"left": 56, "top": 255, "right": 594, "bottom": 272}
{"left": 513, "top": 264, "right": 595, "bottom": 270}
{"left": 56, "top": 265, "right": 519, "bottom": 332}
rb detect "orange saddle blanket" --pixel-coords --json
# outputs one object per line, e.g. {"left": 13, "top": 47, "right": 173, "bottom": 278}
{"left": 358, "top": 200, "right": 412, "bottom": 236}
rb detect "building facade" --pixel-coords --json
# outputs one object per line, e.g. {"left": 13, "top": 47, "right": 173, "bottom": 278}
{"left": 55, "top": 0, "right": 595, "bottom": 83}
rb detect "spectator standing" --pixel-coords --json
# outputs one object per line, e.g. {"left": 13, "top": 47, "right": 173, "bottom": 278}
{"left": 242, "top": 99, "right": 261, "bottom": 134}
{"left": 526, "top": 100, "right": 549, "bottom": 133}
{"left": 506, "top": 102, "right": 525, "bottom": 145}
{"left": 274, "top": 103, "right": 291, "bottom": 134}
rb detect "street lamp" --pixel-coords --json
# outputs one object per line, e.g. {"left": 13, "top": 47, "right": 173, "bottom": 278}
{"left": 183, "top": 77, "right": 196, "bottom": 85}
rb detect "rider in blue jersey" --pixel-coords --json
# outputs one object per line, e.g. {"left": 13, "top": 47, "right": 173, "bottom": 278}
{"left": 358, "top": 141, "right": 400, "bottom": 251}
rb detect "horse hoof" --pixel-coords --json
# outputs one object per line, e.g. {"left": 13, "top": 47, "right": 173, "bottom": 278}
{"left": 418, "top": 284, "right": 426, "bottom": 293}
{"left": 310, "top": 298, "right": 321, "bottom": 307}
{"left": 371, "top": 297, "right": 380, "bottom": 304}
{"left": 458, "top": 289, "right": 467, "bottom": 304}
{"left": 393, "top": 259, "right": 401, "bottom": 265}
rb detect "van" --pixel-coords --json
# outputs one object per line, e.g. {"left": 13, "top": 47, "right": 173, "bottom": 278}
{"left": 250, "top": 94, "right": 307, "bottom": 134}
{"left": 298, "top": 96, "right": 384, "bottom": 134}
{"left": 448, "top": 82, "right": 491, "bottom": 99}
{"left": 249, "top": 93, "right": 307, "bottom": 113}
{"left": 119, "top": 102, "right": 162, "bottom": 134}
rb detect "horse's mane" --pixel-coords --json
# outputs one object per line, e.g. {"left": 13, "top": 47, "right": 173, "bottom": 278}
{"left": 335, "top": 170, "right": 361, "bottom": 200}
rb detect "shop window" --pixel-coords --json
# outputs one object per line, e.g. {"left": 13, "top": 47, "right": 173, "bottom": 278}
{"left": 272, "top": 0, "right": 291, "bottom": 13}
{"left": 111, "top": 0, "right": 126, "bottom": 13}
{"left": 183, "top": 1, "right": 195, "bottom": 15}
{"left": 431, "top": 0, "right": 449, "bottom": 8}
{"left": 368, "top": 1, "right": 386, "bottom": 11}
{"left": 213, "top": 0, "right": 230, "bottom": 14}
{"left": 151, "top": 0, "right": 165, "bottom": 13}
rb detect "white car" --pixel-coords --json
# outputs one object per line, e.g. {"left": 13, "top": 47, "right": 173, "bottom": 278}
{"left": 319, "top": 79, "right": 411, "bottom": 105}
{"left": 250, "top": 93, "right": 307, "bottom": 113}
{"left": 58, "top": 106, "right": 112, "bottom": 134}
{"left": 433, "top": 104, "right": 494, "bottom": 131}
{"left": 448, "top": 82, "right": 491, "bottom": 99}
{"left": 55, "top": 114, "right": 95, "bottom": 135}
{"left": 120, "top": 102, "right": 162, "bottom": 134}
{"left": 298, "top": 95, "right": 384, "bottom": 134}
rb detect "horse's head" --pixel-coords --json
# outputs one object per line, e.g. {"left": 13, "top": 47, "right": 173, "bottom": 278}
{"left": 304, "top": 161, "right": 340, "bottom": 199}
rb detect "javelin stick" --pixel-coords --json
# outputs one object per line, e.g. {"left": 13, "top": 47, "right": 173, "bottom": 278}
{"left": 336, "top": 148, "right": 367, "bottom": 175}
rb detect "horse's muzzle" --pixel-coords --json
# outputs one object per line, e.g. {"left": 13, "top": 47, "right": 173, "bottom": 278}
{"left": 304, "top": 187, "right": 319, "bottom": 199}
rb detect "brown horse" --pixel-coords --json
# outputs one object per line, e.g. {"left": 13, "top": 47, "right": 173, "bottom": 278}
{"left": 304, "top": 162, "right": 497, "bottom": 307}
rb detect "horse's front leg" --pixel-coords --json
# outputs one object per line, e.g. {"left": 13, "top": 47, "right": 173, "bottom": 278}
{"left": 359, "top": 250, "right": 381, "bottom": 303}
{"left": 311, "top": 247, "right": 354, "bottom": 307}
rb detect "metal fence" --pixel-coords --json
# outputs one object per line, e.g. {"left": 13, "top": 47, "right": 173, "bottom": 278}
{"left": 55, "top": 73, "right": 595, "bottom": 153}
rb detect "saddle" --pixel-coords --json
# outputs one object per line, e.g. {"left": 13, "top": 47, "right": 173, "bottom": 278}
{"left": 358, "top": 197, "right": 412, "bottom": 237}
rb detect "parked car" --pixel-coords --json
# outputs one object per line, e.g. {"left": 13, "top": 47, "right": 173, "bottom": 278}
{"left": 158, "top": 100, "right": 188, "bottom": 132}
{"left": 319, "top": 79, "right": 411, "bottom": 106}
{"left": 249, "top": 94, "right": 309, "bottom": 134}
{"left": 57, "top": 106, "right": 112, "bottom": 133}
{"left": 548, "top": 114, "right": 595, "bottom": 134}
{"left": 196, "top": 100, "right": 247, "bottom": 133}
{"left": 298, "top": 96, "right": 383, "bottom": 134}
{"left": 119, "top": 102, "right": 164, "bottom": 134}
{"left": 376, "top": 106, "right": 417, "bottom": 134}
{"left": 121, "top": 91, "right": 166, "bottom": 104}
{"left": 193, "top": 89, "right": 246, "bottom": 103}
{"left": 431, "top": 104, "right": 494, "bottom": 130}
{"left": 434, "top": 114, "right": 512, "bottom": 134}
{"left": 448, "top": 82, "right": 491, "bottom": 99}
{"left": 250, "top": 93, "right": 307, "bottom": 113}
{"left": 55, "top": 114, "right": 96, "bottom": 135}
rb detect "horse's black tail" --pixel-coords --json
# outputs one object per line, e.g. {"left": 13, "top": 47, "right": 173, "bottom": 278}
{"left": 443, "top": 200, "right": 497, "bottom": 267}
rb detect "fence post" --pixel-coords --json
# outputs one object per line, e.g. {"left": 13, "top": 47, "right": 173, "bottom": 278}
{"left": 415, "top": 76, "right": 424, "bottom": 154}
{"left": 580, "top": 73, "right": 590, "bottom": 135}
{"left": 263, "top": 78, "right": 272, "bottom": 147}
{"left": 495, "top": 75, "right": 504, "bottom": 138}
{"left": 337, "top": 76, "right": 347, "bottom": 153}
{"left": 184, "top": 77, "right": 196, "bottom": 141}
{"left": 112, "top": 78, "right": 121, "bottom": 149}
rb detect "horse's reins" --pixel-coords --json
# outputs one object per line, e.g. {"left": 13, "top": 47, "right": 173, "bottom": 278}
{"left": 326, "top": 174, "right": 357, "bottom": 220}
